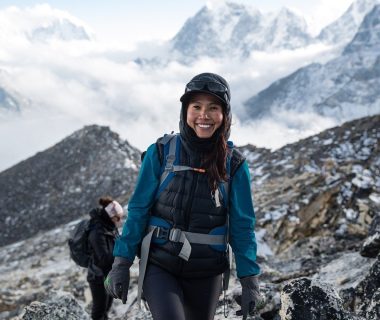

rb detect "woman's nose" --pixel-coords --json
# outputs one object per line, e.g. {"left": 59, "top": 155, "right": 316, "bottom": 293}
{"left": 199, "top": 109, "right": 209, "bottom": 118}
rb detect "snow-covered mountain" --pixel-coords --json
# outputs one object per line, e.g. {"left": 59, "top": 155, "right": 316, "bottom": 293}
{"left": 170, "top": 2, "right": 312, "bottom": 61}
{"left": 28, "top": 18, "right": 90, "bottom": 43}
{"left": 243, "top": 5, "right": 380, "bottom": 122}
{"left": 0, "top": 4, "right": 92, "bottom": 44}
{"left": 318, "top": 0, "right": 380, "bottom": 44}
{"left": 343, "top": 2, "right": 380, "bottom": 54}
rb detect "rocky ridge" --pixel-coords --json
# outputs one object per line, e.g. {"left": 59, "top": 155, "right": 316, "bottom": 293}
{"left": 240, "top": 114, "right": 380, "bottom": 319}
{"left": 243, "top": 115, "right": 379, "bottom": 252}
{"left": 0, "top": 125, "right": 140, "bottom": 246}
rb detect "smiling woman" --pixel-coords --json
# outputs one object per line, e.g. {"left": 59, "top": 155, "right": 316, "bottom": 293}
{"left": 105, "top": 72, "right": 263, "bottom": 319}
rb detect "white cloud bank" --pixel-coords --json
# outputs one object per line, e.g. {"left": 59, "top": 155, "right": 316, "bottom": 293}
{"left": 0, "top": 4, "right": 344, "bottom": 171}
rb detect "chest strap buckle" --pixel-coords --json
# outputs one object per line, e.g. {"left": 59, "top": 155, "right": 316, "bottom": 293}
{"left": 155, "top": 227, "right": 169, "bottom": 240}
{"left": 169, "top": 228, "right": 182, "bottom": 242}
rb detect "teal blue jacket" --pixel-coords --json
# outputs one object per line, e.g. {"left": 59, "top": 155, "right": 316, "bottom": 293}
{"left": 114, "top": 143, "right": 260, "bottom": 278}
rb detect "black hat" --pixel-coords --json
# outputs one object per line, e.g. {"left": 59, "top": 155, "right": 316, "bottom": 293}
{"left": 180, "top": 73, "right": 231, "bottom": 115}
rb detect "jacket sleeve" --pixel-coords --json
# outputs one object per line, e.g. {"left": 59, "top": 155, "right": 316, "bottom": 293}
{"left": 88, "top": 227, "right": 114, "bottom": 272}
{"left": 113, "top": 143, "right": 161, "bottom": 261}
{"left": 229, "top": 160, "right": 261, "bottom": 278}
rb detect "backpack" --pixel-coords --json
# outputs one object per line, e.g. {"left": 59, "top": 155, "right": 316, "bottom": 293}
{"left": 155, "top": 133, "right": 241, "bottom": 203}
{"left": 68, "top": 219, "right": 91, "bottom": 268}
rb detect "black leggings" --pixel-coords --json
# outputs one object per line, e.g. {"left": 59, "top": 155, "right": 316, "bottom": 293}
{"left": 88, "top": 281, "right": 113, "bottom": 320}
{"left": 143, "top": 264, "right": 222, "bottom": 320}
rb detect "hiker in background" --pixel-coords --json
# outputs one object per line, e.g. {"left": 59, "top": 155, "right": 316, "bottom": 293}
{"left": 87, "top": 196, "right": 123, "bottom": 320}
{"left": 106, "top": 73, "right": 262, "bottom": 320}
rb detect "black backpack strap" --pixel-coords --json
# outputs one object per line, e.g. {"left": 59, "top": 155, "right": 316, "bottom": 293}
{"left": 155, "top": 136, "right": 166, "bottom": 166}
{"left": 230, "top": 148, "right": 246, "bottom": 178}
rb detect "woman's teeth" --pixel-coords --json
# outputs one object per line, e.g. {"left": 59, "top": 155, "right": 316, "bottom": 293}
{"left": 197, "top": 124, "right": 212, "bottom": 128}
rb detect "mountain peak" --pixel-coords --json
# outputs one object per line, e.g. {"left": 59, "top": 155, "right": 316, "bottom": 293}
{"left": 343, "top": 4, "right": 380, "bottom": 54}
{"left": 29, "top": 17, "right": 91, "bottom": 42}
{"left": 243, "top": 2, "right": 380, "bottom": 124}
{"left": 318, "top": 0, "right": 380, "bottom": 44}
{"left": 0, "top": 4, "right": 92, "bottom": 44}
{"left": 0, "top": 125, "right": 140, "bottom": 246}
{"left": 171, "top": 2, "right": 312, "bottom": 60}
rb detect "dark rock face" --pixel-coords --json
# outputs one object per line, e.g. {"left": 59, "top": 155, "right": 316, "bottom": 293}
{"left": 355, "top": 256, "right": 380, "bottom": 318}
{"left": 280, "top": 278, "right": 346, "bottom": 320}
{"left": 360, "top": 216, "right": 380, "bottom": 257}
{"left": 365, "top": 289, "right": 380, "bottom": 320}
{"left": 0, "top": 125, "right": 140, "bottom": 246}
{"left": 240, "top": 115, "right": 380, "bottom": 256}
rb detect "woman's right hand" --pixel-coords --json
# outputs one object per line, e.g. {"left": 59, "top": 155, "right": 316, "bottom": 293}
{"left": 236, "top": 275, "right": 265, "bottom": 319}
{"left": 104, "top": 257, "right": 133, "bottom": 304}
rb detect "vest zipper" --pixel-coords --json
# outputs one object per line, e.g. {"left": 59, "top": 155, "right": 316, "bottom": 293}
{"left": 184, "top": 171, "right": 199, "bottom": 231}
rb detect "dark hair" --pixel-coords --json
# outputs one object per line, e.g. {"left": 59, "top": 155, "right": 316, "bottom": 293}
{"left": 202, "top": 110, "right": 231, "bottom": 190}
{"left": 98, "top": 196, "right": 113, "bottom": 208}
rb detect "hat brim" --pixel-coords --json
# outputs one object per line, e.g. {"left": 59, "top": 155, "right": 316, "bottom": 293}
{"left": 180, "top": 90, "right": 226, "bottom": 106}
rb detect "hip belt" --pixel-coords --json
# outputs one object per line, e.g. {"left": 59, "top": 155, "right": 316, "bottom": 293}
{"left": 137, "top": 217, "right": 228, "bottom": 306}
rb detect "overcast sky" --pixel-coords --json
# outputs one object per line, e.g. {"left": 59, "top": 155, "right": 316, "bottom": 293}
{"left": 0, "top": 0, "right": 353, "bottom": 47}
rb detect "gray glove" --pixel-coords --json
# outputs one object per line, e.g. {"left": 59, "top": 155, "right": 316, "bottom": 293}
{"left": 237, "top": 275, "right": 264, "bottom": 319}
{"left": 104, "top": 257, "right": 133, "bottom": 304}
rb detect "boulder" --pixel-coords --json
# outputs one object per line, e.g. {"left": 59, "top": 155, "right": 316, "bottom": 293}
{"left": 279, "top": 278, "right": 362, "bottom": 320}
{"left": 20, "top": 291, "right": 89, "bottom": 320}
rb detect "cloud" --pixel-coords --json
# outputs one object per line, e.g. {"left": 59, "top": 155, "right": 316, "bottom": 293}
{"left": 232, "top": 111, "right": 337, "bottom": 150}
{"left": 0, "top": 5, "right": 344, "bottom": 172}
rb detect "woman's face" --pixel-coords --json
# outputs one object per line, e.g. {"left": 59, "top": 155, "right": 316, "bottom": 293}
{"left": 111, "top": 215, "right": 123, "bottom": 228}
{"left": 186, "top": 93, "right": 224, "bottom": 139}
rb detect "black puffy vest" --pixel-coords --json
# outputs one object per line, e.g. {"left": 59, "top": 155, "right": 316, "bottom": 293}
{"left": 148, "top": 138, "right": 245, "bottom": 278}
